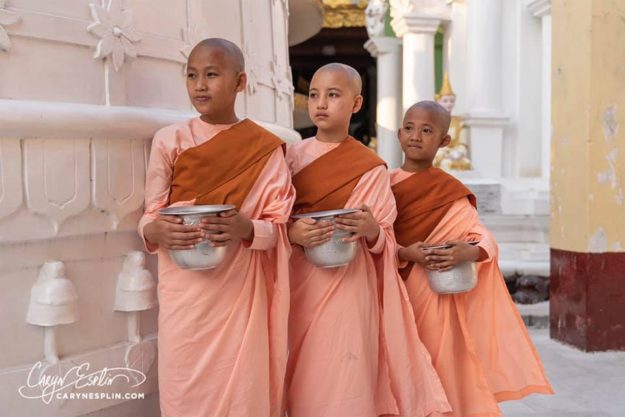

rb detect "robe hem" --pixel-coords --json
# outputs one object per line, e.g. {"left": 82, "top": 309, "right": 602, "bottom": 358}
{"left": 494, "top": 384, "right": 554, "bottom": 402}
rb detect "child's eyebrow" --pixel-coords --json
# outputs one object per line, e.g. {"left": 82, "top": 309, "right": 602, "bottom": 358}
{"left": 328, "top": 87, "right": 343, "bottom": 92}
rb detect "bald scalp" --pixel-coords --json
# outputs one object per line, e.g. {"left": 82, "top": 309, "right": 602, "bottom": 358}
{"left": 188, "top": 38, "right": 245, "bottom": 73}
{"left": 313, "top": 63, "right": 362, "bottom": 96}
{"left": 406, "top": 100, "right": 452, "bottom": 134}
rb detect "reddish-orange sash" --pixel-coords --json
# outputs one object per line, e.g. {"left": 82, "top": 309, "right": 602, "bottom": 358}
{"left": 169, "top": 119, "right": 284, "bottom": 209}
{"left": 292, "top": 137, "right": 386, "bottom": 214}
{"left": 392, "top": 167, "right": 476, "bottom": 247}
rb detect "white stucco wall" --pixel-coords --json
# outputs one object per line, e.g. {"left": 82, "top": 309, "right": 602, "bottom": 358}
{"left": 0, "top": 1, "right": 296, "bottom": 415}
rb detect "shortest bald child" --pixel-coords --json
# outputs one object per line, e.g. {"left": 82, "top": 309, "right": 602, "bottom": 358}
{"left": 391, "top": 101, "right": 553, "bottom": 417}
{"left": 139, "top": 38, "right": 295, "bottom": 417}
{"left": 284, "top": 64, "right": 450, "bottom": 417}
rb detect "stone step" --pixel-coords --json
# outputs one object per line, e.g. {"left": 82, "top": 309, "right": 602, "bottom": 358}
{"left": 516, "top": 301, "right": 550, "bottom": 329}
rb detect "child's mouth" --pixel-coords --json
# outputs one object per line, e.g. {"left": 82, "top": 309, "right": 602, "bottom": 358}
{"left": 195, "top": 96, "right": 211, "bottom": 102}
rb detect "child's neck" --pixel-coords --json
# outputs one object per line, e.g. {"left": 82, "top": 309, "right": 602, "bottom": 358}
{"left": 315, "top": 128, "right": 349, "bottom": 144}
{"left": 200, "top": 111, "right": 239, "bottom": 125}
{"left": 401, "top": 159, "right": 433, "bottom": 173}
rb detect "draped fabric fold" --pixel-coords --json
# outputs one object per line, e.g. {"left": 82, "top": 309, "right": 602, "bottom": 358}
{"left": 285, "top": 138, "right": 450, "bottom": 417}
{"left": 140, "top": 118, "right": 294, "bottom": 417}
{"left": 391, "top": 168, "right": 553, "bottom": 417}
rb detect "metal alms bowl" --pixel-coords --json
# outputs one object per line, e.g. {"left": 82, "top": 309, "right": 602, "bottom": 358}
{"left": 292, "top": 209, "right": 360, "bottom": 268}
{"left": 159, "top": 204, "right": 235, "bottom": 271}
{"left": 426, "top": 261, "right": 477, "bottom": 294}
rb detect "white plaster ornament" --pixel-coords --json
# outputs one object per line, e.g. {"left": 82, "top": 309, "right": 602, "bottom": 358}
{"left": 0, "top": 0, "right": 20, "bottom": 52}
{"left": 87, "top": 0, "right": 141, "bottom": 71}
{"left": 114, "top": 251, "right": 157, "bottom": 382}
{"left": 365, "top": 0, "right": 389, "bottom": 38}
{"left": 26, "top": 261, "right": 78, "bottom": 364}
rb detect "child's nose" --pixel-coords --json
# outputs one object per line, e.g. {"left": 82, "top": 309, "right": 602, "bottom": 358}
{"left": 194, "top": 78, "right": 208, "bottom": 91}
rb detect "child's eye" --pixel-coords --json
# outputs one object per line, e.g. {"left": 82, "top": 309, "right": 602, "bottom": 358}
{"left": 422, "top": 127, "right": 433, "bottom": 134}
{"left": 309, "top": 92, "right": 317, "bottom": 99}
{"left": 187, "top": 73, "right": 196, "bottom": 79}
{"left": 207, "top": 72, "right": 218, "bottom": 77}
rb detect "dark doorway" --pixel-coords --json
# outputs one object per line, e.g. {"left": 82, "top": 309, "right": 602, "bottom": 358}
{"left": 289, "top": 27, "right": 376, "bottom": 145}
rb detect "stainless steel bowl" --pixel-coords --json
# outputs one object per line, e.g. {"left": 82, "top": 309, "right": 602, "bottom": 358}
{"left": 292, "top": 209, "right": 360, "bottom": 268}
{"left": 426, "top": 261, "right": 477, "bottom": 294}
{"left": 159, "top": 205, "right": 235, "bottom": 270}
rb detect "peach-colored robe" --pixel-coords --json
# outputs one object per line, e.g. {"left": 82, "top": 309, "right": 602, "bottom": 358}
{"left": 390, "top": 168, "right": 553, "bottom": 417}
{"left": 285, "top": 138, "right": 450, "bottom": 417}
{"left": 139, "top": 118, "right": 295, "bottom": 417}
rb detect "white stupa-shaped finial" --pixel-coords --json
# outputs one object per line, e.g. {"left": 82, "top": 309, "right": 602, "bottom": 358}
{"left": 115, "top": 251, "right": 157, "bottom": 344}
{"left": 114, "top": 251, "right": 157, "bottom": 312}
{"left": 26, "top": 261, "right": 78, "bottom": 364}
{"left": 26, "top": 261, "right": 78, "bottom": 326}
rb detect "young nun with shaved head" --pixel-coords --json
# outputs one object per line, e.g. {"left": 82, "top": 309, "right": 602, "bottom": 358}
{"left": 391, "top": 101, "right": 553, "bottom": 417}
{"left": 139, "top": 38, "right": 295, "bottom": 417}
{"left": 285, "top": 64, "right": 451, "bottom": 417}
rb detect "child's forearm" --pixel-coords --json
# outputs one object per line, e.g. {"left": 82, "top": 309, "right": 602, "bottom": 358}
{"left": 398, "top": 246, "right": 412, "bottom": 262}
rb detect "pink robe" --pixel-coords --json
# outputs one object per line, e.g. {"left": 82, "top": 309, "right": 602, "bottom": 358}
{"left": 390, "top": 168, "right": 553, "bottom": 417}
{"left": 285, "top": 138, "right": 450, "bottom": 417}
{"left": 139, "top": 118, "right": 295, "bottom": 417}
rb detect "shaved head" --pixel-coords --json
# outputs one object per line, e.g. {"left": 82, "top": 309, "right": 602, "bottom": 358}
{"left": 313, "top": 63, "right": 362, "bottom": 96}
{"left": 188, "top": 38, "right": 245, "bottom": 73}
{"left": 406, "top": 100, "right": 451, "bottom": 134}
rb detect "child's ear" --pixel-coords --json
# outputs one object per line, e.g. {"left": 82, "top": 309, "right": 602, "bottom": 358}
{"left": 235, "top": 72, "right": 247, "bottom": 93}
{"left": 352, "top": 95, "right": 363, "bottom": 114}
{"left": 440, "top": 134, "right": 452, "bottom": 148}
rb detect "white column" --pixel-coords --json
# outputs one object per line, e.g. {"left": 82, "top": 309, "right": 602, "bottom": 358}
{"left": 465, "top": 0, "right": 508, "bottom": 178}
{"left": 365, "top": 37, "right": 403, "bottom": 168}
{"left": 391, "top": 14, "right": 441, "bottom": 112}
{"left": 541, "top": 14, "right": 551, "bottom": 178}
{"left": 526, "top": 0, "right": 552, "bottom": 178}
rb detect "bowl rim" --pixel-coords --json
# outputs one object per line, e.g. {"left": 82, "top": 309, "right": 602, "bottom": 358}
{"left": 159, "top": 204, "right": 236, "bottom": 216}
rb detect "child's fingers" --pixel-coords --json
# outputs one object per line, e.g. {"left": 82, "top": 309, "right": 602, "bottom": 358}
{"left": 160, "top": 216, "right": 183, "bottom": 224}
{"left": 206, "top": 233, "right": 231, "bottom": 243}
{"left": 202, "top": 216, "right": 231, "bottom": 225}
{"left": 166, "top": 243, "right": 196, "bottom": 250}
{"left": 218, "top": 209, "right": 238, "bottom": 217}
{"left": 341, "top": 234, "right": 361, "bottom": 243}
{"left": 167, "top": 223, "right": 200, "bottom": 233}
{"left": 306, "top": 235, "right": 332, "bottom": 247}
{"left": 426, "top": 254, "right": 452, "bottom": 262}
{"left": 307, "top": 227, "right": 333, "bottom": 239}
{"left": 427, "top": 248, "right": 452, "bottom": 256}
{"left": 296, "top": 218, "right": 317, "bottom": 226}
{"left": 336, "top": 222, "right": 358, "bottom": 232}
{"left": 202, "top": 223, "right": 229, "bottom": 233}
{"left": 335, "top": 217, "right": 361, "bottom": 226}
{"left": 169, "top": 231, "right": 203, "bottom": 241}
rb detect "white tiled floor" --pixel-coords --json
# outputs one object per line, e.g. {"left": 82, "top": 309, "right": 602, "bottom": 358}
{"left": 500, "top": 329, "right": 625, "bottom": 417}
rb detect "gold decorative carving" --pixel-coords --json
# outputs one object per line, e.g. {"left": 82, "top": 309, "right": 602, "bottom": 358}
{"left": 322, "top": 0, "right": 368, "bottom": 28}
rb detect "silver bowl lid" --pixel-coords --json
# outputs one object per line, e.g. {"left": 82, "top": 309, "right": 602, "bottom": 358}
{"left": 292, "top": 208, "right": 360, "bottom": 219}
{"left": 159, "top": 204, "right": 235, "bottom": 216}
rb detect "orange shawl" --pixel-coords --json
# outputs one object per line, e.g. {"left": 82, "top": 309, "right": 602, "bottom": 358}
{"left": 392, "top": 167, "right": 476, "bottom": 247}
{"left": 291, "top": 137, "right": 385, "bottom": 213}
{"left": 170, "top": 119, "right": 284, "bottom": 209}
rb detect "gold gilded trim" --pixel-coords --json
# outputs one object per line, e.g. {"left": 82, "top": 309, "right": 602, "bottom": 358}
{"left": 322, "top": 0, "right": 368, "bottom": 28}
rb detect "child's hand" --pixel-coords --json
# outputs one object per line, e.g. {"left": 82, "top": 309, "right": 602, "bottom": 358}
{"left": 288, "top": 218, "right": 334, "bottom": 248}
{"left": 143, "top": 216, "right": 203, "bottom": 250}
{"left": 398, "top": 242, "right": 430, "bottom": 265}
{"left": 425, "top": 240, "right": 480, "bottom": 271}
{"left": 335, "top": 205, "right": 380, "bottom": 244}
{"left": 200, "top": 209, "right": 254, "bottom": 247}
